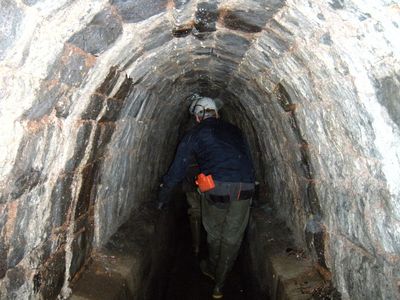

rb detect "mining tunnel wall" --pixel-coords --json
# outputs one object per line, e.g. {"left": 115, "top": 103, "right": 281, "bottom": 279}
{"left": 0, "top": 0, "right": 400, "bottom": 299}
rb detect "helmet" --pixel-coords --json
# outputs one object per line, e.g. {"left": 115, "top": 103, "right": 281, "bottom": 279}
{"left": 189, "top": 97, "right": 218, "bottom": 116}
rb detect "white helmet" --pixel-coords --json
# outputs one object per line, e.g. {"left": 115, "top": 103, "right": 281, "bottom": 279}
{"left": 189, "top": 97, "right": 218, "bottom": 116}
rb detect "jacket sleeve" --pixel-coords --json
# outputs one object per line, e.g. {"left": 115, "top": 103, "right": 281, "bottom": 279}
{"left": 244, "top": 137, "right": 256, "bottom": 182}
{"left": 162, "top": 133, "right": 195, "bottom": 189}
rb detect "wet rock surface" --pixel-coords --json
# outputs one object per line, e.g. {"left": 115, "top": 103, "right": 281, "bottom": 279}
{"left": 111, "top": 0, "right": 168, "bottom": 23}
{"left": 1, "top": 0, "right": 400, "bottom": 299}
{"left": 68, "top": 9, "right": 123, "bottom": 56}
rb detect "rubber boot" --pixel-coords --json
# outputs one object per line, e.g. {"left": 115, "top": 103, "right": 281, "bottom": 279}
{"left": 207, "top": 236, "right": 222, "bottom": 272}
{"left": 200, "top": 260, "right": 215, "bottom": 281}
{"left": 212, "top": 286, "right": 223, "bottom": 299}
{"left": 200, "top": 237, "right": 220, "bottom": 281}
{"left": 189, "top": 216, "right": 202, "bottom": 256}
{"left": 213, "top": 242, "right": 241, "bottom": 299}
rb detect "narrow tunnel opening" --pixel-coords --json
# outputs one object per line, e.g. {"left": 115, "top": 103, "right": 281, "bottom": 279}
{"left": 67, "top": 75, "right": 337, "bottom": 299}
{"left": 1, "top": 1, "right": 399, "bottom": 299}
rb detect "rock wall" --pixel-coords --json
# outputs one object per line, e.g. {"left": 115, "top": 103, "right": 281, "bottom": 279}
{"left": 0, "top": 0, "right": 399, "bottom": 299}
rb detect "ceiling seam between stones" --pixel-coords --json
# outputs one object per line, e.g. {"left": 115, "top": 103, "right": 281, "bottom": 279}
{"left": 209, "top": 25, "right": 218, "bottom": 91}
{"left": 193, "top": 0, "right": 208, "bottom": 92}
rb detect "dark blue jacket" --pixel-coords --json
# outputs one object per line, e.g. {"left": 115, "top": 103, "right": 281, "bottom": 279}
{"left": 163, "top": 118, "right": 255, "bottom": 188}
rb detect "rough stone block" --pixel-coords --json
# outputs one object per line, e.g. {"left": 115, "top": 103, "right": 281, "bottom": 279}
{"left": 68, "top": 9, "right": 123, "bottom": 56}
{"left": 10, "top": 168, "right": 42, "bottom": 201}
{"left": 338, "top": 244, "right": 393, "bottom": 299}
{"left": 7, "top": 200, "right": 28, "bottom": 269}
{"left": 178, "top": 70, "right": 204, "bottom": 85}
{"left": 98, "top": 98, "right": 124, "bottom": 122}
{"left": 215, "top": 32, "right": 251, "bottom": 60}
{"left": 113, "top": 76, "right": 133, "bottom": 101}
{"left": 36, "top": 248, "right": 66, "bottom": 300}
{"left": 3, "top": 265, "right": 26, "bottom": 298}
{"left": 59, "top": 51, "right": 94, "bottom": 87}
{"left": 213, "top": 55, "right": 238, "bottom": 73}
{"left": 23, "top": 81, "right": 72, "bottom": 120}
{"left": 46, "top": 45, "right": 95, "bottom": 88}
{"left": 172, "top": 25, "right": 192, "bottom": 38}
{"left": 1, "top": 120, "right": 56, "bottom": 204}
{"left": 69, "top": 228, "right": 92, "bottom": 279}
{"left": 92, "top": 122, "right": 117, "bottom": 159}
{"left": 193, "top": 57, "right": 210, "bottom": 69}
{"left": 374, "top": 73, "right": 400, "bottom": 128}
{"left": 110, "top": 0, "right": 167, "bottom": 23}
{"left": 258, "top": 30, "right": 290, "bottom": 56}
{"left": 222, "top": 9, "right": 266, "bottom": 33}
{"left": 194, "top": 2, "right": 218, "bottom": 32}
{"left": 144, "top": 21, "right": 173, "bottom": 52}
{"left": 121, "top": 48, "right": 144, "bottom": 71}
{"left": 240, "top": 50, "right": 272, "bottom": 75}
{"left": 193, "top": 46, "right": 214, "bottom": 56}
{"left": 50, "top": 173, "right": 74, "bottom": 228}
{"left": 243, "top": 208, "right": 338, "bottom": 299}
{"left": 0, "top": 0, "right": 23, "bottom": 60}
{"left": 154, "top": 61, "right": 180, "bottom": 82}
{"left": 96, "top": 66, "right": 121, "bottom": 95}
{"left": 124, "top": 88, "right": 148, "bottom": 118}
{"left": 65, "top": 122, "right": 93, "bottom": 173}
{"left": 80, "top": 94, "right": 107, "bottom": 120}
{"left": 8, "top": 190, "right": 57, "bottom": 271}
{"left": 73, "top": 122, "right": 117, "bottom": 221}
{"left": 75, "top": 163, "right": 98, "bottom": 219}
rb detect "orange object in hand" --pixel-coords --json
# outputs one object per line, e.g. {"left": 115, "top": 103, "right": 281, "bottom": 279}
{"left": 195, "top": 173, "right": 215, "bottom": 192}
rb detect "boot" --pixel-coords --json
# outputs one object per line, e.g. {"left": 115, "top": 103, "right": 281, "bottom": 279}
{"left": 189, "top": 216, "right": 202, "bottom": 256}
{"left": 212, "top": 285, "right": 223, "bottom": 299}
{"left": 200, "top": 260, "right": 215, "bottom": 281}
{"left": 200, "top": 238, "right": 220, "bottom": 281}
{"left": 214, "top": 242, "right": 241, "bottom": 295}
{"left": 207, "top": 238, "right": 221, "bottom": 271}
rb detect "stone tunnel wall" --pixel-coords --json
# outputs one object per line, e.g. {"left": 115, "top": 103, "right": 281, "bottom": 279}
{"left": 1, "top": 0, "right": 400, "bottom": 299}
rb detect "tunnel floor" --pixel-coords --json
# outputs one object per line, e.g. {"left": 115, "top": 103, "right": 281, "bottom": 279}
{"left": 163, "top": 205, "right": 248, "bottom": 300}
{"left": 70, "top": 200, "right": 335, "bottom": 300}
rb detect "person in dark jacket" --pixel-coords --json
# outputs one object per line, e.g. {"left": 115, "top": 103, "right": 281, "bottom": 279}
{"left": 158, "top": 97, "right": 255, "bottom": 299}
{"left": 182, "top": 156, "right": 202, "bottom": 256}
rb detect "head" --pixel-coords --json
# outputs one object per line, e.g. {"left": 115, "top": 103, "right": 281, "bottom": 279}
{"left": 189, "top": 97, "right": 219, "bottom": 122}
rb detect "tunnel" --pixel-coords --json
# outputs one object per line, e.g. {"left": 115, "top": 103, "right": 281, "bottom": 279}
{"left": 1, "top": 0, "right": 400, "bottom": 299}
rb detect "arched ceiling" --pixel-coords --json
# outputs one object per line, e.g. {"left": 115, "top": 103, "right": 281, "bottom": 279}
{"left": 0, "top": 0, "right": 399, "bottom": 299}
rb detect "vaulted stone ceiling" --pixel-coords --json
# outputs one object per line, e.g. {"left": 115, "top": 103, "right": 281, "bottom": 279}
{"left": 0, "top": 0, "right": 399, "bottom": 299}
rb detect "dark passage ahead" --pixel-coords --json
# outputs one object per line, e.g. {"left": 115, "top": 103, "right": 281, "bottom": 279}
{"left": 164, "top": 201, "right": 248, "bottom": 300}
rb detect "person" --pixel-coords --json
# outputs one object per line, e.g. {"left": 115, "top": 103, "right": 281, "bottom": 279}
{"left": 157, "top": 96, "right": 255, "bottom": 299}
{"left": 182, "top": 156, "right": 202, "bottom": 256}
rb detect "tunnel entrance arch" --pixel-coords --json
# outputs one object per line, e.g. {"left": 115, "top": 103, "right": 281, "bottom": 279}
{"left": 0, "top": 0, "right": 399, "bottom": 299}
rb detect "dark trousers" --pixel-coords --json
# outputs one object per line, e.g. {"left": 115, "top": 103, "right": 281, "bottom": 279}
{"left": 201, "top": 189, "right": 251, "bottom": 287}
